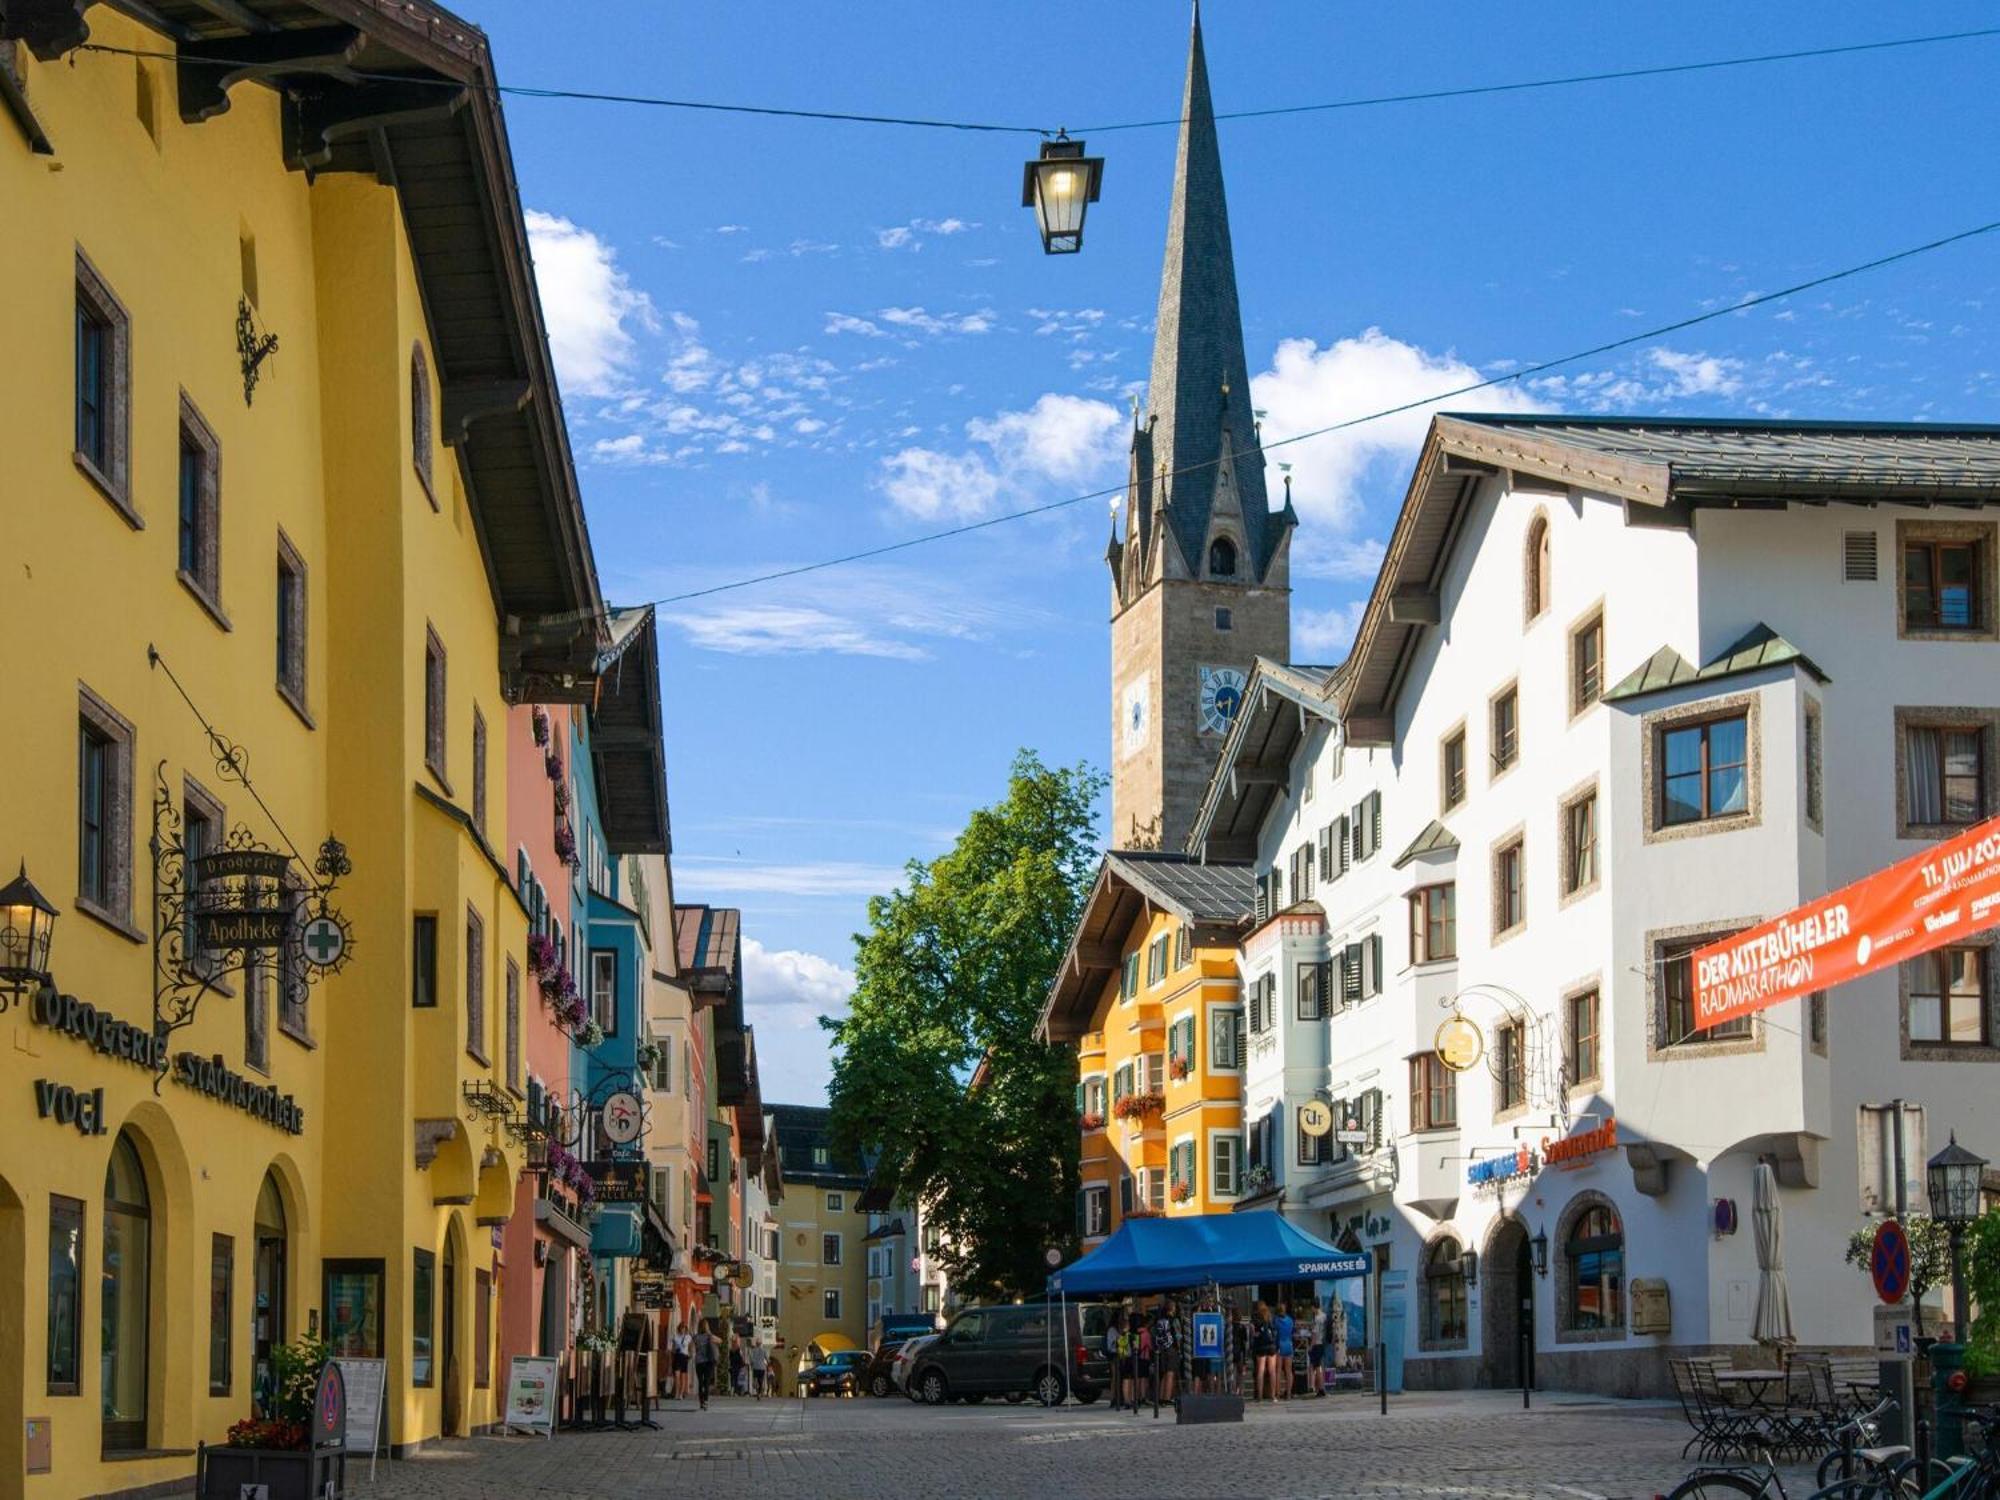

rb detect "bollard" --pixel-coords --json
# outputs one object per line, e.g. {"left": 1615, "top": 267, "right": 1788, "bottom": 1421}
{"left": 1378, "top": 1341, "right": 1387, "bottom": 1416}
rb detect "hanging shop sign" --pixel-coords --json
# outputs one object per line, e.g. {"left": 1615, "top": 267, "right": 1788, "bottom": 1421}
{"left": 171, "top": 1051, "right": 305, "bottom": 1133}
{"left": 1692, "top": 813, "right": 2000, "bottom": 1030}
{"left": 34, "top": 1079, "right": 106, "bottom": 1135}
{"left": 1466, "top": 1143, "right": 1537, "bottom": 1190}
{"left": 1541, "top": 1115, "right": 1618, "bottom": 1170}
{"left": 192, "top": 848, "right": 295, "bottom": 950}
{"left": 582, "top": 1160, "right": 648, "bottom": 1202}
{"left": 1434, "top": 1011, "right": 1485, "bottom": 1073}
{"left": 601, "top": 1090, "right": 644, "bottom": 1145}
{"left": 1298, "top": 1099, "right": 1333, "bottom": 1138}
{"left": 27, "top": 986, "right": 167, "bottom": 1073}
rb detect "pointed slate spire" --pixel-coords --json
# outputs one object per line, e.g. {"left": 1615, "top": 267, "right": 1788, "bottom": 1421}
{"left": 1142, "top": 2, "right": 1273, "bottom": 577}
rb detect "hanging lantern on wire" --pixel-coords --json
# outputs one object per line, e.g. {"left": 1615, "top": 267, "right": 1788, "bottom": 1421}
{"left": 1022, "top": 133, "right": 1103, "bottom": 255}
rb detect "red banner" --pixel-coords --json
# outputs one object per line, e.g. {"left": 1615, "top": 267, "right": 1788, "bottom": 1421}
{"left": 1691, "top": 815, "right": 2000, "bottom": 1031}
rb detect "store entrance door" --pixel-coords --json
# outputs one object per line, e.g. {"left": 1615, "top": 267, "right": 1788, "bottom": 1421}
{"left": 1481, "top": 1219, "right": 1531, "bottom": 1388}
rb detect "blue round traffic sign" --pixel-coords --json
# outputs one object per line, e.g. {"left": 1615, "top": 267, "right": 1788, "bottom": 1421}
{"left": 1871, "top": 1219, "right": 1911, "bottom": 1304}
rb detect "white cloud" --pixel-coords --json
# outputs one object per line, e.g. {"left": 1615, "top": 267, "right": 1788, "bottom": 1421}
{"left": 1645, "top": 346, "right": 1744, "bottom": 398}
{"left": 825, "top": 312, "right": 887, "bottom": 338}
{"left": 879, "top": 392, "right": 1125, "bottom": 521}
{"left": 1250, "top": 327, "right": 1542, "bottom": 539}
{"left": 878, "top": 306, "right": 993, "bottom": 337}
{"left": 877, "top": 217, "right": 980, "bottom": 252}
{"left": 876, "top": 225, "right": 916, "bottom": 250}
{"left": 914, "top": 217, "right": 974, "bottom": 235}
{"left": 740, "top": 936, "right": 858, "bottom": 1103}
{"left": 524, "top": 210, "right": 656, "bottom": 397}
{"left": 1293, "top": 601, "right": 1368, "bottom": 660}
{"left": 714, "top": 224, "right": 749, "bottom": 234}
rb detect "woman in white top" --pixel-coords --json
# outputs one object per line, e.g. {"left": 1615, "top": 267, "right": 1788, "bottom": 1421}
{"left": 671, "top": 1321, "right": 694, "bottom": 1401}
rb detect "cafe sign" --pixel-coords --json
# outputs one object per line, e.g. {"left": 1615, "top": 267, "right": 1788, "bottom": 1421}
{"left": 582, "top": 1160, "right": 648, "bottom": 1202}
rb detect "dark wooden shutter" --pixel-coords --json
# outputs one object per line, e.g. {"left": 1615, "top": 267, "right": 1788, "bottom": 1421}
{"left": 1316, "top": 959, "right": 1333, "bottom": 1011}
{"left": 1341, "top": 943, "right": 1363, "bottom": 1004}
{"left": 1367, "top": 934, "right": 1384, "bottom": 997}
{"left": 1369, "top": 792, "right": 1383, "bottom": 854}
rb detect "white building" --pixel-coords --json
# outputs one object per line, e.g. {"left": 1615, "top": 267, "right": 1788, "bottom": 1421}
{"left": 1194, "top": 414, "right": 2000, "bottom": 1395}
{"left": 740, "top": 1112, "right": 781, "bottom": 1343}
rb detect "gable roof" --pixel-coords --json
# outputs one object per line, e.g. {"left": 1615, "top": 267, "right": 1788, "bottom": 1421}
{"left": 1037, "top": 851, "right": 1253, "bottom": 1043}
{"left": 1392, "top": 819, "right": 1459, "bottom": 869}
{"left": 1187, "top": 659, "right": 1340, "bottom": 861}
{"left": 1605, "top": 622, "right": 1829, "bottom": 704}
{"left": 1336, "top": 414, "right": 2000, "bottom": 741}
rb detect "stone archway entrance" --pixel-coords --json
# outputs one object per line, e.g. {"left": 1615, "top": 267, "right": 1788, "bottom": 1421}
{"left": 1481, "top": 1218, "right": 1533, "bottom": 1388}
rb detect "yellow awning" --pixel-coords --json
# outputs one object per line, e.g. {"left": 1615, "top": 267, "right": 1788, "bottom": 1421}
{"left": 810, "top": 1331, "right": 856, "bottom": 1353}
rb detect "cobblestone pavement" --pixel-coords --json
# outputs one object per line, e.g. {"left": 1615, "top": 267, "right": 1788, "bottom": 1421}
{"left": 364, "top": 1389, "right": 1822, "bottom": 1498}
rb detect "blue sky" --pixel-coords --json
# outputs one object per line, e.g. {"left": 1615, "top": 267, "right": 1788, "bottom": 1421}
{"left": 476, "top": 1, "right": 2000, "bottom": 1102}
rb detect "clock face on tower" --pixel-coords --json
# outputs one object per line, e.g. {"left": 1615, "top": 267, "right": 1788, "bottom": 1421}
{"left": 1120, "top": 675, "right": 1151, "bottom": 760}
{"left": 1198, "top": 665, "right": 1247, "bottom": 736}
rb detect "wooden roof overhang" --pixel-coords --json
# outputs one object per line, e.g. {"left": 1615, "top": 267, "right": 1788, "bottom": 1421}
{"left": 4, "top": 0, "right": 609, "bottom": 700}
{"left": 1038, "top": 858, "right": 1146, "bottom": 1044}
{"left": 590, "top": 608, "right": 670, "bottom": 856}
{"left": 1188, "top": 660, "right": 1338, "bottom": 862}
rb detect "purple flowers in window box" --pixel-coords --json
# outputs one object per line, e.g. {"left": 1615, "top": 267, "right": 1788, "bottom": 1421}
{"left": 552, "top": 823, "right": 578, "bottom": 868}
{"left": 527, "top": 933, "right": 557, "bottom": 980}
{"left": 531, "top": 707, "right": 551, "bottom": 746}
{"left": 553, "top": 781, "right": 571, "bottom": 815}
{"left": 545, "top": 749, "right": 563, "bottom": 783}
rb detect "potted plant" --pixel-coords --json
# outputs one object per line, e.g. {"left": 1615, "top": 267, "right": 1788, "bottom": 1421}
{"left": 531, "top": 706, "right": 551, "bottom": 746}
{"left": 545, "top": 748, "right": 563, "bottom": 783}
{"left": 553, "top": 781, "right": 571, "bottom": 815}
{"left": 526, "top": 933, "right": 557, "bottom": 981}
{"left": 1245, "top": 1164, "right": 1275, "bottom": 1196}
{"left": 201, "top": 1334, "right": 344, "bottom": 1499}
{"left": 1169, "top": 1054, "right": 1191, "bottom": 1081}
{"left": 1079, "top": 1111, "right": 1105, "bottom": 1131}
{"left": 552, "top": 822, "right": 578, "bottom": 869}
{"left": 577, "top": 1018, "right": 605, "bottom": 1048}
{"left": 1171, "top": 1180, "right": 1195, "bottom": 1204}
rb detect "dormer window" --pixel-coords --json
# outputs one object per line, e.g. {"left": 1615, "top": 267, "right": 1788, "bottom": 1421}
{"left": 1208, "top": 537, "right": 1237, "bottom": 578}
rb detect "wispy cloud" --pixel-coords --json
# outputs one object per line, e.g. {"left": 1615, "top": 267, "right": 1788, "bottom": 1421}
{"left": 876, "top": 216, "right": 980, "bottom": 252}
{"left": 674, "top": 857, "right": 904, "bottom": 898}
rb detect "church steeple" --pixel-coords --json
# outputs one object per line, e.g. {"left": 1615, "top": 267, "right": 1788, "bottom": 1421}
{"left": 1140, "top": 1, "right": 1282, "bottom": 580}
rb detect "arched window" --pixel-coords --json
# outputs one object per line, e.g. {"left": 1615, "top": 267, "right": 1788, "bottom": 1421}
{"left": 103, "top": 1132, "right": 152, "bottom": 1451}
{"left": 1424, "top": 1236, "right": 1468, "bottom": 1345}
{"left": 1208, "top": 537, "right": 1237, "bottom": 578}
{"left": 1525, "top": 514, "right": 1551, "bottom": 621}
{"left": 1565, "top": 1202, "right": 1624, "bottom": 1330}
{"left": 411, "top": 343, "right": 435, "bottom": 503}
{"left": 254, "top": 1171, "right": 288, "bottom": 1413}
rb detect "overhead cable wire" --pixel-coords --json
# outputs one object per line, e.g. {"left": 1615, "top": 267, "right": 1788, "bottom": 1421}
{"left": 647, "top": 215, "right": 2000, "bottom": 608}
{"left": 79, "top": 25, "right": 2000, "bottom": 137}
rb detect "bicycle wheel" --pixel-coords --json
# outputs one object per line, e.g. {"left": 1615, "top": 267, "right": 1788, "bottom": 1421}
{"left": 1668, "top": 1473, "right": 1770, "bottom": 1499}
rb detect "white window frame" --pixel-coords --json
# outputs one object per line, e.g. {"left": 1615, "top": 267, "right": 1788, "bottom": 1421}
{"left": 590, "top": 949, "right": 616, "bottom": 1033}
{"left": 826, "top": 1191, "right": 843, "bottom": 1213}
{"left": 1081, "top": 1185, "right": 1110, "bottom": 1237}
{"left": 1209, "top": 1004, "right": 1244, "bottom": 1073}
{"left": 1208, "top": 1129, "right": 1243, "bottom": 1199}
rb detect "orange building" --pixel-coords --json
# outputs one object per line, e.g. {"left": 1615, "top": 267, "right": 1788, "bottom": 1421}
{"left": 1040, "top": 854, "right": 1253, "bottom": 1243}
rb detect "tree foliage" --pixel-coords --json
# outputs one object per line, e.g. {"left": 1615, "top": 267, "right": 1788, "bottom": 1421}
{"left": 825, "top": 750, "right": 1104, "bottom": 1300}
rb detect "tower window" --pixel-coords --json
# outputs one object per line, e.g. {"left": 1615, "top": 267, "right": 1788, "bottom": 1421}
{"left": 1208, "top": 537, "right": 1237, "bottom": 577}
{"left": 1214, "top": 607, "right": 1232, "bottom": 631}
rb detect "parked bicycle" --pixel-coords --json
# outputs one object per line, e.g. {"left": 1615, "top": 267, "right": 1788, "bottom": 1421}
{"left": 1663, "top": 1398, "right": 1919, "bottom": 1498}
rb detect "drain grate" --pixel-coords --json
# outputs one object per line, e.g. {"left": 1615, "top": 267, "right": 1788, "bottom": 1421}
{"left": 672, "top": 1449, "right": 746, "bottom": 1460}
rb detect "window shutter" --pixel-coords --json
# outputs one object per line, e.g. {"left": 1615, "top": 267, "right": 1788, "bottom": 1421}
{"left": 1337, "top": 816, "right": 1351, "bottom": 874}
{"left": 1341, "top": 943, "right": 1363, "bottom": 1003}
{"left": 1255, "top": 880, "right": 1270, "bottom": 924}
{"left": 1367, "top": 934, "right": 1383, "bottom": 997}
{"left": 1369, "top": 792, "right": 1382, "bottom": 853}
{"left": 1364, "top": 1088, "right": 1384, "bottom": 1151}
{"left": 1075, "top": 1082, "right": 1085, "bottom": 1112}
{"left": 1843, "top": 530, "right": 1879, "bottom": 582}
{"left": 1350, "top": 803, "right": 1365, "bottom": 862}
{"left": 1316, "top": 959, "right": 1333, "bottom": 1012}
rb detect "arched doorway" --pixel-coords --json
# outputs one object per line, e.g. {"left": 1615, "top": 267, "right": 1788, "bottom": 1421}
{"left": 440, "top": 1225, "right": 461, "bottom": 1436}
{"left": 0, "top": 1174, "right": 24, "bottom": 1481}
{"left": 103, "top": 1132, "right": 152, "bottom": 1453}
{"left": 1480, "top": 1217, "right": 1533, "bottom": 1389}
{"left": 253, "top": 1171, "right": 287, "bottom": 1414}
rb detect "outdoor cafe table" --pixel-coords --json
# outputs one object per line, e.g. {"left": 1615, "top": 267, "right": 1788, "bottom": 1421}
{"left": 1714, "top": 1370, "right": 1789, "bottom": 1411}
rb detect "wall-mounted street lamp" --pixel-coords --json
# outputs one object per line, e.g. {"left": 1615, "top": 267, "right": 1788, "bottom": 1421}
{"left": 1022, "top": 134, "right": 1103, "bottom": 255}
{"left": 0, "top": 862, "right": 58, "bottom": 1009}
{"left": 1927, "top": 1131, "right": 1989, "bottom": 1344}
{"left": 1530, "top": 1226, "right": 1550, "bottom": 1278}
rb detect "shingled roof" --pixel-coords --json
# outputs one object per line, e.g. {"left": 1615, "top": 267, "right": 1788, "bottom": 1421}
{"left": 1606, "top": 623, "right": 1830, "bottom": 704}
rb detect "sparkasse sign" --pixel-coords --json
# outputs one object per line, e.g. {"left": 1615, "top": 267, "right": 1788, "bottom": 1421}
{"left": 1692, "top": 814, "right": 2000, "bottom": 1031}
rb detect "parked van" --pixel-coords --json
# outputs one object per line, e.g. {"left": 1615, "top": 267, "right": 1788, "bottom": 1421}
{"left": 908, "top": 1300, "right": 1113, "bottom": 1407}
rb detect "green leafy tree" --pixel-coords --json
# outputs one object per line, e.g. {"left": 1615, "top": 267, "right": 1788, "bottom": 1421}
{"left": 1845, "top": 1215, "right": 1955, "bottom": 1336}
{"left": 1963, "top": 1209, "right": 2000, "bottom": 1373}
{"left": 825, "top": 751, "right": 1104, "bottom": 1300}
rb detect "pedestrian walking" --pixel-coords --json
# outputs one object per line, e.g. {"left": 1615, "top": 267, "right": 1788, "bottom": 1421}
{"left": 1252, "top": 1302, "right": 1277, "bottom": 1401}
{"left": 748, "top": 1336, "right": 769, "bottom": 1400}
{"left": 693, "top": 1319, "right": 719, "bottom": 1410}
{"left": 728, "top": 1336, "right": 746, "bottom": 1397}
{"left": 671, "top": 1319, "right": 693, "bottom": 1401}
{"left": 1154, "top": 1300, "right": 1179, "bottom": 1404}
{"left": 1104, "top": 1309, "right": 1127, "bottom": 1410}
{"left": 1273, "top": 1302, "right": 1296, "bottom": 1401}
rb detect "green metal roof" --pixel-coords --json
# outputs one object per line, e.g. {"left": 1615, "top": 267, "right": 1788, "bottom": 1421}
{"left": 1605, "top": 623, "right": 1829, "bottom": 704}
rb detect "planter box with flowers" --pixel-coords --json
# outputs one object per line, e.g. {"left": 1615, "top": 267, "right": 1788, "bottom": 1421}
{"left": 1169, "top": 1054, "right": 1192, "bottom": 1082}
{"left": 199, "top": 1335, "right": 345, "bottom": 1500}
{"left": 1244, "top": 1164, "right": 1275, "bottom": 1196}
{"left": 1113, "top": 1091, "right": 1166, "bottom": 1121}
{"left": 544, "top": 748, "right": 564, "bottom": 783}
{"left": 552, "top": 822, "right": 579, "bottom": 870}
{"left": 531, "top": 706, "right": 551, "bottom": 746}
{"left": 526, "top": 934, "right": 557, "bottom": 982}
{"left": 1078, "top": 1112, "right": 1106, "bottom": 1131}
{"left": 576, "top": 1018, "right": 605, "bottom": 1049}
{"left": 1171, "top": 1181, "right": 1195, "bottom": 1204}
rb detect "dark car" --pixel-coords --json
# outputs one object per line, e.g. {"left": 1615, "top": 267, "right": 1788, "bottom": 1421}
{"left": 806, "top": 1348, "right": 869, "bottom": 1397}
{"left": 862, "top": 1337, "right": 913, "bottom": 1398}
{"left": 908, "top": 1301, "right": 1113, "bottom": 1408}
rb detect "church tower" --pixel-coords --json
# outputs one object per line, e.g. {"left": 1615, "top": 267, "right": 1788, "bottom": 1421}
{"left": 1110, "top": 4, "right": 1294, "bottom": 852}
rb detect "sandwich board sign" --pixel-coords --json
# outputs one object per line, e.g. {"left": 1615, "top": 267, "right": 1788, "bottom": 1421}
{"left": 331, "top": 1356, "right": 387, "bottom": 1480}
{"left": 503, "top": 1355, "right": 561, "bottom": 1439}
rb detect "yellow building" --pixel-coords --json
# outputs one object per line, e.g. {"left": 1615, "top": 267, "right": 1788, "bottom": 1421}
{"left": 768, "top": 1104, "right": 872, "bottom": 1369}
{"left": 0, "top": 2, "right": 611, "bottom": 1490}
{"left": 1040, "top": 854, "right": 1253, "bottom": 1243}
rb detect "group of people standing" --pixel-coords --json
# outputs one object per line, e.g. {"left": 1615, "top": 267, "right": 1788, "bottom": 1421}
{"left": 667, "top": 1318, "right": 779, "bottom": 1407}
{"left": 1100, "top": 1294, "right": 1349, "bottom": 1409}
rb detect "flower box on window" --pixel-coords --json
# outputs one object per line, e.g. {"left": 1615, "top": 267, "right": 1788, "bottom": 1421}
{"left": 1079, "top": 1112, "right": 1105, "bottom": 1131}
{"left": 531, "top": 706, "right": 551, "bottom": 746}
{"left": 1170, "top": 1181, "right": 1195, "bottom": 1204}
{"left": 545, "top": 749, "right": 563, "bottom": 783}
{"left": 1169, "top": 1055, "right": 1191, "bottom": 1081}
{"left": 527, "top": 933, "right": 557, "bottom": 980}
{"left": 552, "top": 822, "right": 578, "bottom": 868}
{"left": 1112, "top": 1090, "right": 1166, "bottom": 1120}
{"left": 1244, "top": 1164, "right": 1275, "bottom": 1195}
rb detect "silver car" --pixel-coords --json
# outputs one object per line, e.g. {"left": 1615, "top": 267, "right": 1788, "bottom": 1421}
{"left": 892, "top": 1334, "right": 937, "bottom": 1396}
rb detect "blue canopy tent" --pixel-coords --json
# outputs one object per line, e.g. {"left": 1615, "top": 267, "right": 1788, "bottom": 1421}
{"left": 1048, "top": 1213, "right": 1369, "bottom": 1295}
